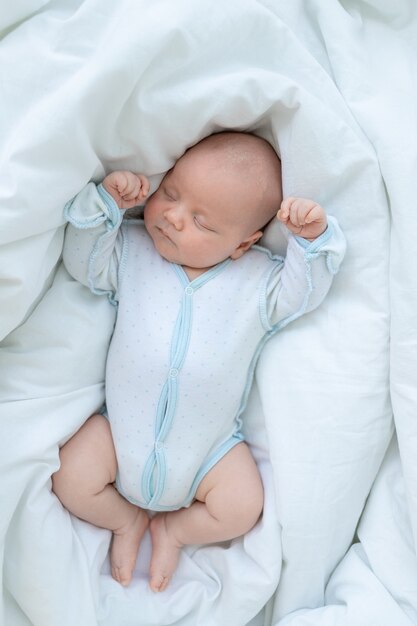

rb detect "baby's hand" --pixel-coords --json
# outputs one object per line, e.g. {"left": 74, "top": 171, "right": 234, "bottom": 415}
{"left": 276, "top": 197, "right": 327, "bottom": 241}
{"left": 102, "top": 171, "right": 150, "bottom": 209}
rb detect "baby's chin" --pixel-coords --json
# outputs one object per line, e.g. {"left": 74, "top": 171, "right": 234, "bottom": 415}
{"left": 149, "top": 231, "right": 177, "bottom": 259}
{"left": 157, "top": 247, "right": 210, "bottom": 273}
{"left": 153, "top": 242, "right": 183, "bottom": 267}
{"left": 149, "top": 232, "right": 218, "bottom": 270}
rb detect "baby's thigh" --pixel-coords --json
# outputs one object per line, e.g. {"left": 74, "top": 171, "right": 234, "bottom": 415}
{"left": 55, "top": 413, "right": 118, "bottom": 491}
{"left": 195, "top": 442, "right": 264, "bottom": 516}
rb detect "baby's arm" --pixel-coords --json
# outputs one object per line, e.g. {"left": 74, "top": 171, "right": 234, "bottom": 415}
{"left": 264, "top": 198, "right": 346, "bottom": 329}
{"left": 63, "top": 172, "right": 150, "bottom": 300}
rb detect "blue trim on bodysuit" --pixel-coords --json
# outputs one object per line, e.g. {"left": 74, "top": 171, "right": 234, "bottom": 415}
{"left": 139, "top": 257, "right": 233, "bottom": 510}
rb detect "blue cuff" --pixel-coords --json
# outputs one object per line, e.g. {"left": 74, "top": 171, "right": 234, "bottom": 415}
{"left": 294, "top": 222, "right": 333, "bottom": 252}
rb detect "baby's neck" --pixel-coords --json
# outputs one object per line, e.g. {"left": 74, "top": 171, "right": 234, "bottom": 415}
{"left": 182, "top": 257, "right": 233, "bottom": 281}
{"left": 182, "top": 265, "right": 210, "bottom": 281}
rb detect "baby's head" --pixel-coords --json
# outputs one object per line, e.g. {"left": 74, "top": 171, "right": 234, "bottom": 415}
{"left": 144, "top": 132, "right": 282, "bottom": 274}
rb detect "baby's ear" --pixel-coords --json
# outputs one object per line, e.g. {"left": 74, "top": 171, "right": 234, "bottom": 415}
{"left": 230, "top": 230, "right": 263, "bottom": 260}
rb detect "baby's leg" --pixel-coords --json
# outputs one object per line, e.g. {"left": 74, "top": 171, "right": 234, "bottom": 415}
{"left": 52, "top": 414, "right": 149, "bottom": 586}
{"left": 149, "top": 442, "right": 263, "bottom": 592}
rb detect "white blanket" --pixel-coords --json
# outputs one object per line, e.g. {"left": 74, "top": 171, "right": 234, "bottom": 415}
{"left": 1, "top": 1, "right": 416, "bottom": 625}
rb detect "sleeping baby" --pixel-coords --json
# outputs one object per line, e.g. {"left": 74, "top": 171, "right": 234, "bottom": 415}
{"left": 52, "top": 132, "right": 346, "bottom": 592}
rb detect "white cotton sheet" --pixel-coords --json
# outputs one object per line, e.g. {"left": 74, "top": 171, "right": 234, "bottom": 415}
{"left": 0, "top": 1, "right": 416, "bottom": 625}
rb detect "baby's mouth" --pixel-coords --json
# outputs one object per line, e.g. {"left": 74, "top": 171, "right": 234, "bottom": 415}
{"left": 157, "top": 225, "right": 174, "bottom": 244}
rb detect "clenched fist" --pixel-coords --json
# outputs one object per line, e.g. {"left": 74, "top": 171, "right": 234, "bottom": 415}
{"left": 102, "top": 171, "right": 150, "bottom": 209}
{"left": 277, "top": 197, "right": 327, "bottom": 241}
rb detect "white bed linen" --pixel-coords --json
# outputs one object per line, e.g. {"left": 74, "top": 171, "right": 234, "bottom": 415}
{"left": 0, "top": 1, "right": 416, "bottom": 625}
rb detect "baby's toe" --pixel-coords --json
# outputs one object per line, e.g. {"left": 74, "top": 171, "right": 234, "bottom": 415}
{"left": 149, "top": 573, "right": 169, "bottom": 593}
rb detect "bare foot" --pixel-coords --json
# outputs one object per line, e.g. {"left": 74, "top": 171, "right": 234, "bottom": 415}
{"left": 149, "top": 513, "right": 182, "bottom": 592}
{"left": 111, "top": 508, "right": 149, "bottom": 586}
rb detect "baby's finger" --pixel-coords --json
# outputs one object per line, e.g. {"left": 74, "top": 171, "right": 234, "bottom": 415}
{"left": 138, "top": 175, "right": 150, "bottom": 199}
{"left": 116, "top": 174, "right": 130, "bottom": 196}
{"left": 123, "top": 188, "right": 141, "bottom": 202}
{"left": 296, "top": 201, "right": 316, "bottom": 224}
{"left": 277, "top": 197, "right": 294, "bottom": 221}
{"left": 120, "top": 173, "right": 144, "bottom": 201}
{"left": 276, "top": 208, "right": 288, "bottom": 222}
{"left": 280, "top": 197, "right": 295, "bottom": 214}
{"left": 126, "top": 175, "right": 143, "bottom": 198}
{"left": 304, "top": 203, "right": 324, "bottom": 224}
{"left": 289, "top": 199, "right": 304, "bottom": 227}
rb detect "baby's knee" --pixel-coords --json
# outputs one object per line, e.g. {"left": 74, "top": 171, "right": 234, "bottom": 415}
{"left": 52, "top": 413, "right": 115, "bottom": 503}
{"left": 51, "top": 454, "right": 75, "bottom": 505}
{"left": 51, "top": 442, "right": 81, "bottom": 502}
{"left": 222, "top": 479, "right": 264, "bottom": 536}
{"left": 238, "top": 483, "right": 264, "bottom": 532}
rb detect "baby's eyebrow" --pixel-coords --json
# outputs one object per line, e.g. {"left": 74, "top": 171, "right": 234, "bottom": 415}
{"left": 161, "top": 171, "right": 175, "bottom": 189}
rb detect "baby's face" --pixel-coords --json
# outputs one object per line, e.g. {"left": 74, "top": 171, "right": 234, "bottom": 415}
{"left": 144, "top": 151, "right": 261, "bottom": 274}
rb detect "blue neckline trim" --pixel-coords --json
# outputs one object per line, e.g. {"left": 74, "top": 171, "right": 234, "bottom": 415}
{"left": 172, "top": 258, "right": 231, "bottom": 290}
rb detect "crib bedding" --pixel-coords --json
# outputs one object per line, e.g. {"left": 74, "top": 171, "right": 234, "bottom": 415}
{"left": 1, "top": 1, "right": 416, "bottom": 625}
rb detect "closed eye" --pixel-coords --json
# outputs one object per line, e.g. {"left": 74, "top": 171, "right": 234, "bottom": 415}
{"left": 194, "top": 216, "right": 215, "bottom": 232}
{"left": 163, "top": 188, "right": 176, "bottom": 201}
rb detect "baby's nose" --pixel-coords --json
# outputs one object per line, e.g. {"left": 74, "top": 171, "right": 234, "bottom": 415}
{"left": 164, "top": 207, "right": 183, "bottom": 230}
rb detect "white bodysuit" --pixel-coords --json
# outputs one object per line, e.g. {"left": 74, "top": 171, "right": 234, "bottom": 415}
{"left": 63, "top": 183, "right": 346, "bottom": 512}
